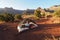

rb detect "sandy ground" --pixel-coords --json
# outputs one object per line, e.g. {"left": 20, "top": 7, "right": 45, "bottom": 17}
{"left": 0, "top": 18, "right": 60, "bottom": 40}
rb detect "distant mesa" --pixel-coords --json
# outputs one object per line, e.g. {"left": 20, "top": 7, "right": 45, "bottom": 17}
{"left": 0, "top": 7, "right": 34, "bottom": 14}
{"left": 0, "top": 5, "right": 60, "bottom": 14}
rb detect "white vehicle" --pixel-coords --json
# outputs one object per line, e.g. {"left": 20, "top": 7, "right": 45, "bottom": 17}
{"left": 17, "top": 19, "right": 38, "bottom": 33}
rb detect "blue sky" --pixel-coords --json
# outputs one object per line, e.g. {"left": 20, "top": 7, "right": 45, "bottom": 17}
{"left": 0, "top": 0, "right": 60, "bottom": 10}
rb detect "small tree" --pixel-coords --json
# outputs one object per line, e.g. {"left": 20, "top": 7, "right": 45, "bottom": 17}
{"left": 34, "top": 10, "right": 41, "bottom": 18}
{"left": 34, "top": 7, "right": 41, "bottom": 19}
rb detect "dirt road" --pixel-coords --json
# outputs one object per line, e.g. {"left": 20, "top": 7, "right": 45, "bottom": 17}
{"left": 0, "top": 22, "right": 60, "bottom": 40}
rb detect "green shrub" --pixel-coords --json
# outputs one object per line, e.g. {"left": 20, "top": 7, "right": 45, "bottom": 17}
{"left": 3, "top": 13, "right": 14, "bottom": 22}
{"left": 0, "top": 15, "right": 5, "bottom": 21}
{"left": 14, "top": 14, "right": 22, "bottom": 20}
{"left": 53, "top": 9, "right": 60, "bottom": 17}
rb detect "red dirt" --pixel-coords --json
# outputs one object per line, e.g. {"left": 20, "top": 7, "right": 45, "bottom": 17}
{"left": 0, "top": 18, "right": 60, "bottom": 40}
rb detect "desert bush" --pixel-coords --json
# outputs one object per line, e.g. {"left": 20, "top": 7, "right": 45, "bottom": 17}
{"left": 53, "top": 9, "right": 60, "bottom": 17}
{"left": 0, "top": 15, "right": 5, "bottom": 21}
{"left": 0, "top": 13, "right": 23, "bottom": 22}
{"left": 3, "top": 13, "right": 14, "bottom": 22}
{"left": 14, "top": 14, "right": 22, "bottom": 20}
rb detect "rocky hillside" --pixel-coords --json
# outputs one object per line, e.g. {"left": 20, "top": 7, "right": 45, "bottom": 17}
{"left": 49, "top": 5, "right": 60, "bottom": 10}
{"left": 0, "top": 7, "right": 34, "bottom": 14}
